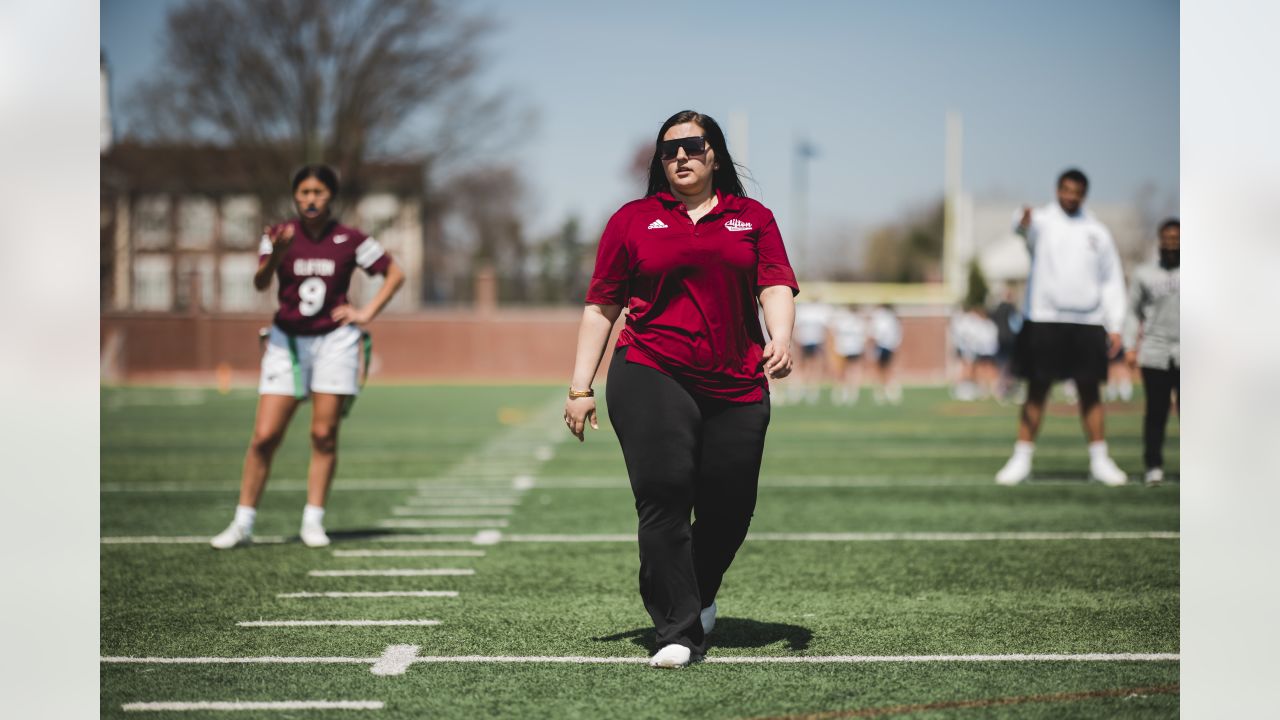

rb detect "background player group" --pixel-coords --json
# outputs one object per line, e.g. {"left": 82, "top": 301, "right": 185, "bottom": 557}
{"left": 776, "top": 169, "right": 1178, "bottom": 487}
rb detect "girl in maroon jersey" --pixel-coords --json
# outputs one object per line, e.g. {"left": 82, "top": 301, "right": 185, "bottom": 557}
{"left": 212, "top": 165, "right": 405, "bottom": 549}
{"left": 564, "top": 110, "right": 798, "bottom": 668}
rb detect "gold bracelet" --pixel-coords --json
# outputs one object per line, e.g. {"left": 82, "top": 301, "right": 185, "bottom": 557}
{"left": 568, "top": 387, "right": 594, "bottom": 399}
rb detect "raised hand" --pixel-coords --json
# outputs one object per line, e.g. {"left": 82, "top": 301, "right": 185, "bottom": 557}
{"left": 265, "top": 223, "right": 295, "bottom": 256}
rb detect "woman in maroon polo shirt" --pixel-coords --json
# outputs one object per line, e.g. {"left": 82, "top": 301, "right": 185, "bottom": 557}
{"left": 564, "top": 110, "right": 798, "bottom": 668}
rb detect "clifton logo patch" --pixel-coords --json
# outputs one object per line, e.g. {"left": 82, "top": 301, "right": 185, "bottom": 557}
{"left": 725, "top": 219, "right": 752, "bottom": 232}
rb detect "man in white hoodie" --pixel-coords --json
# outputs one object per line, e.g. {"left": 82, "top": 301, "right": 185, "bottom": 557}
{"left": 995, "top": 169, "right": 1129, "bottom": 486}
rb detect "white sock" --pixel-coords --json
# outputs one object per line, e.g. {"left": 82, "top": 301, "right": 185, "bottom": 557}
{"left": 1088, "top": 441, "right": 1109, "bottom": 462}
{"left": 233, "top": 505, "right": 256, "bottom": 531}
{"left": 302, "top": 504, "right": 325, "bottom": 526}
{"left": 1013, "top": 441, "right": 1035, "bottom": 459}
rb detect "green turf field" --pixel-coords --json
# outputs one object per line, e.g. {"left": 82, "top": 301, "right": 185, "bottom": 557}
{"left": 101, "top": 384, "right": 1178, "bottom": 719}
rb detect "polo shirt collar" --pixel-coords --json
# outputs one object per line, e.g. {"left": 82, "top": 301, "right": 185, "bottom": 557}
{"left": 653, "top": 189, "right": 742, "bottom": 218}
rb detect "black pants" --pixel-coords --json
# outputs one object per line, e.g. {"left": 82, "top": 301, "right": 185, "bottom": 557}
{"left": 605, "top": 347, "right": 770, "bottom": 655}
{"left": 1141, "top": 364, "right": 1180, "bottom": 469}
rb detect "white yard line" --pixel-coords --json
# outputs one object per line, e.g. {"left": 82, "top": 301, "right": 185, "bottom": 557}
{"left": 493, "top": 532, "right": 1179, "bottom": 543}
{"left": 371, "top": 534, "right": 481, "bottom": 543}
{"left": 391, "top": 507, "right": 515, "bottom": 516}
{"left": 106, "top": 474, "right": 1168, "bottom": 493}
{"left": 123, "top": 700, "right": 384, "bottom": 712}
{"left": 98, "top": 532, "right": 483, "bottom": 543}
{"left": 276, "top": 591, "right": 458, "bottom": 599}
{"left": 332, "top": 549, "right": 485, "bottom": 558}
{"left": 237, "top": 620, "right": 440, "bottom": 627}
{"left": 101, "top": 536, "right": 287, "bottom": 545}
{"left": 414, "top": 486, "right": 524, "bottom": 491}
{"left": 103, "top": 531, "right": 1179, "bottom": 546}
{"left": 403, "top": 497, "right": 522, "bottom": 506}
{"left": 378, "top": 519, "right": 509, "bottom": 529}
{"left": 307, "top": 569, "right": 474, "bottom": 577}
{"left": 103, "top": 656, "right": 370, "bottom": 665}
{"left": 525, "top": 475, "right": 1171, "bottom": 489}
{"left": 104, "top": 650, "right": 1180, "bottom": 672}
{"left": 102, "top": 480, "right": 468, "bottom": 493}
{"left": 745, "top": 531, "right": 1181, "bottom": 541}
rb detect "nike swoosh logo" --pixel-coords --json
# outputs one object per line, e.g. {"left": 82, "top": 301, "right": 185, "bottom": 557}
{"left": 334, "top": 235, "right": 348, "bottom": 244}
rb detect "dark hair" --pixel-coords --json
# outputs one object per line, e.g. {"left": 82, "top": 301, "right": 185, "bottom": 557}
{"left": 1158, "top": 218, "right": 1180, "bottom": 234}
{"left": 1057, "top": 168, "right": 1089, "bottom": 193}
{"left": 291, "top": 164, "right": 340, "bottom": 195}
{"left": 645, "top": 110, "right": 746, "bottom": 197}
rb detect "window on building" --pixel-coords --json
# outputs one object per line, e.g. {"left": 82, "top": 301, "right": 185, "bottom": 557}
{"left": 357, "top": 194, "right": 399, "bottom": 236}
{"left": 221, "top": 195, "right": 260, "bottom": 249}
{"left": 134, "top": 195, "right": 171, "bottom": 250}
{"left": 220, "top": 254, "right": 265, "bottom": 311}
{"left": 178, "top": 197, "right": 217, "bottom": 250}
{"left": 175, "top": 254, "right": 215, "bottom": 310}
{"left": 133, "top": 255, "right": 173, "bottom": 310}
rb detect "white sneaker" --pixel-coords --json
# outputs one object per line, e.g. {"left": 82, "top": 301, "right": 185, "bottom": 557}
{"left": 1090, "top": 456, "right": 1128, "bottom": 486}
{"left": 995, "top": 453, "right": 1032, "bottom": 486}
{"left": 210, "top": 522, "right": 252, "bottom": 550}
{"left": 700, "top": 601, "right": 717, "bottom": 636}
{"left": 300, "top": 521, "right": 330, "bottom": 548}
{"left": 649, "top": 644, "right": 693, "bottom": 669}
{"left": 1144, "top": 467, "right": 1165, "bottom": 487}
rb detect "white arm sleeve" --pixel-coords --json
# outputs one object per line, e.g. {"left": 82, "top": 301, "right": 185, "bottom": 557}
{"left": 355, "top": 237, "right": 386, "bottom": 269}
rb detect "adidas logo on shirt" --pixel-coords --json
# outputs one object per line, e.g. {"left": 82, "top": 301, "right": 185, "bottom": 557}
{"left": 647, "top": 219, "right": 668, "bottom": 230}
{"left": 725, "top": 219, "right": 752, "bottom": 232}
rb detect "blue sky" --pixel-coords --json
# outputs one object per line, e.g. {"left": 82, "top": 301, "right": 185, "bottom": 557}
{"left": 102, "top": 0, "right": 1178, "bottom": 243}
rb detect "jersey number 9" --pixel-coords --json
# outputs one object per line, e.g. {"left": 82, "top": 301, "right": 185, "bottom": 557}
{"left": 298, "top": 277, "right": 327, "bottom": 317}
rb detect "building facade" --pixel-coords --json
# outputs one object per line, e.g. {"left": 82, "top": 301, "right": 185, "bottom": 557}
{"left": 101, "top": 144, "right": 426, "bottom": 315}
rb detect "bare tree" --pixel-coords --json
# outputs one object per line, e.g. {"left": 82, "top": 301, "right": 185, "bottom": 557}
{"left": 444, "top": 165, "right": 531, "bottom": 300}
{"left": 127, "top": 0, "right": 508, "bottom": 196}
{"left": 862, "top": 199, "right": 945, "bottom": 283}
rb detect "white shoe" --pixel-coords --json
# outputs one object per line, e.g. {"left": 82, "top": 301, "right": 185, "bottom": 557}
{"left": 1090, "top": 456, "right": 1128, "bottom": 486}
{"left": 649, "top": 644, "right": 693, "bottom": 669}
{"left": 995, "top": 453, "right": 1032, "bottom": 486}
{"left": 1144, "top": 467, "right": 1165, "bottom": 487}
{"left": 300, "top": 521, "right": 330, "bottom": 548}
{"left": 700, "top": 601, "right": 717, "bottom": 636}
{"left": 210, "top": 522, "right": 252, "bottom": 550}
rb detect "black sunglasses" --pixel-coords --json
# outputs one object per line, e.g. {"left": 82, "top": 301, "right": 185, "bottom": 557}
{"left": 659, "top": 136, "right": 709, "bottom": 161}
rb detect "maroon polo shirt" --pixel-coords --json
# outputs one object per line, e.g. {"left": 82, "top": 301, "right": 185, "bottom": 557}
{"left": 586, "top": 191, "right": 799, "bottom": 402}
{"left": 258, "top": 218, "right": 392, "bottom": 336}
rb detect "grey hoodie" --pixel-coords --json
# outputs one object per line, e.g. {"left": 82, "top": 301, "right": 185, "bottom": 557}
{"left": 1122, "top": 263, "right": 1180, "bottom": 368}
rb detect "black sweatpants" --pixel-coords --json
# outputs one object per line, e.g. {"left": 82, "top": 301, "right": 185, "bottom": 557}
{"left": 604, "top": 347, "right": 770, "bottom": 655}
{"left": 1141, "top": 363, "right": 1180, "bottom": 470}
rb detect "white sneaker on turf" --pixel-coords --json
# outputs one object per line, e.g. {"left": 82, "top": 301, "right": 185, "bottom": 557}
{"left": 210, "top": 523, "right": 252, "bottom": 550}
{"left": 649, "top": 644, "right": 693, "bottom": 669}
{"left": 701, "top": 601, "right": 717, "bottom": 636}
{"left": 1144, "top": 467, "right": 1165, "bottom": 487}
{"left": 300, "top": 521, "right": 330, "bottom": 548}
{"left": 1090, "top": 456, "right": 1128, "bottom": 486}
{"left": 995, "top": 453, "right": 1031, "bottom": 486}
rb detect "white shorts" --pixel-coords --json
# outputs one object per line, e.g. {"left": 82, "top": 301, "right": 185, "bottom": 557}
{"left": 259, "top": 324, "right": 362, "bottom": 398}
